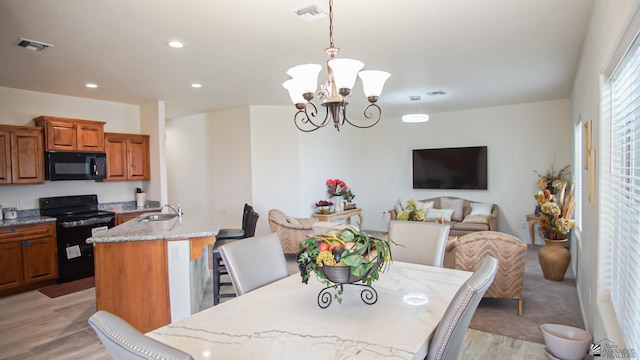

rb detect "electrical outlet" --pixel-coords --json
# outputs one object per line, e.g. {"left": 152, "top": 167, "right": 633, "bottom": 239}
{"left": 16, "top": 200, "right": 23, "bottom": 209}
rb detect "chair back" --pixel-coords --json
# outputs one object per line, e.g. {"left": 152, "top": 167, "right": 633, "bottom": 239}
{"left": 88, "top": 310, "right": 193, "bottom": 360}
{"left": 388, "top": 220, "right": 450, "bottom": 267}
{"left": 243, "top": 209, "right": 260, "bottom": 238}
{"left": 219, "top": 233, "right": 289, "bottom": 296}
{"left": 240, "top": 203, "right": 253, "bottom": 229}
{"left": 426, "top": 256, "right": 498, "bottom": 360}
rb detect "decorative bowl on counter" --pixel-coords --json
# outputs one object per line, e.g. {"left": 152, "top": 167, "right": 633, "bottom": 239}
{"left": 317, "top": 206, "right": 332, "bottom": 214}
{"left": 540, "top": 323, "right": 591, "bottom": 360}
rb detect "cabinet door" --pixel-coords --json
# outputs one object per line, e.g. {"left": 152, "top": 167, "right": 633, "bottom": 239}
{"left": 104, "top": 134, "right": 128, "bottom": 181}
{"left": 23, "top": 237, "right": 58, "bottom": 284}
{"left": 0, "top": 242, "right": 24, "bottom": 291}
{"left": 10, "top": 128, "right": 44, "bottom": 184}
{"left": 44, "top": 120, "right": 77, "bottom": 151}
{"left": 0, "top": 129, "right": 11, "bottom": 184}
{"left": 127, "top": 135, "right": 150, "bottom": 180}
{"left": 77, "top": 122, "right": 105, "bottom": 152}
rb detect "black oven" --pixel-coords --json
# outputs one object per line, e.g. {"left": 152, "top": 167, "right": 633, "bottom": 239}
{"left": 45, "top": 151, "right": 107, "bottom": 181}
{"left": 40, "top": 195, "right": 115, "bottom": 283}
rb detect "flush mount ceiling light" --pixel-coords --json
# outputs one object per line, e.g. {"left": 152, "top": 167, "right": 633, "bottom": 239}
{"left": 85, "top": 83, "right": 98, "bottom": 88}
{"left": 17, "top": 38, "right": 53, "bottom": 51}
{"left": 167, "top": 40, "right": 184, "bottom": 48}
{"left": 191, "top": 83, "right": 202, "bottom": 88}
{"left": 283, "top": 0, "right": 391, "bottom": 132}
{"left": 402, "top": 95, "right": 429, "bottom": 123}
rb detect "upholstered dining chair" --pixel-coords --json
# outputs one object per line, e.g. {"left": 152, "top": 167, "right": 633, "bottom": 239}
{"left": 218, "top": 233, "right": 289, "bottom": 296}
{"left": 213, "top": 207, "right": 260, "bottom": 305}
{"left": 388, "top": 220, "right": 450, "bottom": 267}
{"left": 426, "top": 256, "right": 499, "bottom": 360}
{"left": 88, "top": 310, "right": 193, "bottom": 360}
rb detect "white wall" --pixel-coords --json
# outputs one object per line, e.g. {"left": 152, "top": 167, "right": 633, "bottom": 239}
{"left": 166, "top": 107, "right": 252, "bottom": 230}
{"left": 570, "top": 0, "right": 638, "bottom": 345}
{"left": 0, "top": 86, "right": 146, "bottom": 209}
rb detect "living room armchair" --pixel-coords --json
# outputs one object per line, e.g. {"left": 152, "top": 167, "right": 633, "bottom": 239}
{"left": 444, "top": 231, "right": 527, "bottom": 315}
{"left": 268, "top": 209, "right": 316, "bottom": 254}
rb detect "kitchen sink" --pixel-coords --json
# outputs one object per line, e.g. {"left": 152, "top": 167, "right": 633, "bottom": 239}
{"left": 138, "top": 213, "right": 178, "bottom": 222}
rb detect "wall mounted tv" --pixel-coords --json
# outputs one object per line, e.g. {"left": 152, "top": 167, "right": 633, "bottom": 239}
{"left": 412, "top": 146, "right": 488, "bottom": 190}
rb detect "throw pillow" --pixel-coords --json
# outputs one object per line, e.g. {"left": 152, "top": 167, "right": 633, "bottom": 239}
{"left": 440, "top": 198, "right": 465, "bottom": 221}
{"left": 394, "top": 199, "right": 405, "bottom": 214}
{"left": 462, "top": 214, "right": 489, "bottom": 224}
{"left": 417, "top": 200, "right": 435, "bottom": 210}
{"left": 470, "top": 202, "right": 494, "bottom": 216}
{"left": 425, "top": 208, "right": 455, "bottom": 222}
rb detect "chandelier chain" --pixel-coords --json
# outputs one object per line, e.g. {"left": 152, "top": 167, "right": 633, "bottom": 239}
{"left": 328, "top": 0, "right": 334, "bottom": 48}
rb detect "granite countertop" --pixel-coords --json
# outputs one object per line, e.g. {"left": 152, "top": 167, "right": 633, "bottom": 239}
{"left": 0, "top": 216, "right": 56, "bottom": 228}
{"left": 99, "top": 201, "right": 162, "bottom": 214}
{"left": 86, "top": 210, "right": 224, "bottom": 244}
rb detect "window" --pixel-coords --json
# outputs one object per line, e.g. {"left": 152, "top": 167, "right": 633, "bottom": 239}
{"left": 603, "top": 32, "right": 640, "bottom": 350}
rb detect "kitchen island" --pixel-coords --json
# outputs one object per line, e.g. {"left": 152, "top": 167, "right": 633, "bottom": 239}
{"left": 86, "top": 211, "right": 223, "bottom": 332}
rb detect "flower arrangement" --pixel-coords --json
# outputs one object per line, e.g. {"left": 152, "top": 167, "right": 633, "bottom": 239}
{"left": 534, "top": 164, "right": 571, "bottom": 193}
{"left": 534, "top": 180, "right": 577, "bottom": 240}
{"left": 342, "top": 189, "right": 356, "bottom": 202}
{"left": 396, "top": 199, "right": 426, "bottom": 222}
{"left": 297, "top": 228, "right": 394, "bottom": 304}
{"left": 326, "top": 178, "right": 348, "bottom": 198}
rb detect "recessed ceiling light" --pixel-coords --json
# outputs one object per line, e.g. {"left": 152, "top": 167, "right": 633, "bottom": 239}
{"left": 168, "top": 41, "right": 184, "bottom": 48}
{"left": 403, "top": 95, "right": 429, "bottom": 123}
{"left": 191, "top": 83, "right": 202, "bottom": 88}
{"left": 85, "top": 83, "right": 98, "bottom": 88}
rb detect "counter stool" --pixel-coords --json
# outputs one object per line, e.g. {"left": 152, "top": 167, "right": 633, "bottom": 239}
{"left": 213, "top": 206, "right": 259, "bottom": 305}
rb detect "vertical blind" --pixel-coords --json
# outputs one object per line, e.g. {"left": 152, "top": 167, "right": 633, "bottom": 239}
{"left": 608, "top": 34, "right": 640, "bottom": 350}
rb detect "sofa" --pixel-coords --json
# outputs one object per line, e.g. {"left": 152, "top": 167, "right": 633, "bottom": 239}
{"left": 443, "top": 231, "right": 527, "bottom": 315}
{"left": 268, "top": 209, "right": 316, "bottom": 254}
{"left": 389, "top": 196, "right": 498, "bottom": 236}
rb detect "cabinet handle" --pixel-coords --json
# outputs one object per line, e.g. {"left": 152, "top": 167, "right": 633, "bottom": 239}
{"left": 24, "top": 241, "right": 30, "bottom": 247}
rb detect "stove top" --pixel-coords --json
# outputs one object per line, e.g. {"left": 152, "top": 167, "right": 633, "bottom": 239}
{"left": 39, "top": 194, "right": 114, "bottom": 219}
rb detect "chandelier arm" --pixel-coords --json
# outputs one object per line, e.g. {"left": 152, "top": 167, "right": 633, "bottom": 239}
{"left": 342, "top": 104, "right": 382, "bottom": 129}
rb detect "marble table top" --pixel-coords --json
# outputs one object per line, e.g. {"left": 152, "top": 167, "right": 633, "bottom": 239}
{"left": 86, "top": 210, "right": 224, "bottom": 243}
{"left": 148, "top": 261, "right": 472, "bottom": 360}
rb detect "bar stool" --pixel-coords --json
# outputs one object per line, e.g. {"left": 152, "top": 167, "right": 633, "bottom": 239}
{"left": 213, "top": 205, "right": 259, "bottom": 305}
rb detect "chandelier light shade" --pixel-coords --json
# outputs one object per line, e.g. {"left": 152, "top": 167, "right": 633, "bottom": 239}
{"left": 283, "top": 0, "right": 390, "bottom": 132}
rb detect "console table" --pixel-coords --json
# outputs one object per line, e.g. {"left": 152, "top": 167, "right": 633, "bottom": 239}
{"left": 526, "top": 213, "right": 541, "bottom": 248}
{"left": 313, "top": 208, "right": 363, "bottom": 226}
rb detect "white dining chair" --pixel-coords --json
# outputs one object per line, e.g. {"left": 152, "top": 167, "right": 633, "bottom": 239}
{"left": 218, "top": 232, "right": 289, "bottom": 296}
{"left": 388, "top": 220, "right": 450, "bottom": 267}
{"left": 88, "top": 310, "right": 193, "bottom": 360}
{"left": 426, "top": 256, "right": 499, "bottom": 360}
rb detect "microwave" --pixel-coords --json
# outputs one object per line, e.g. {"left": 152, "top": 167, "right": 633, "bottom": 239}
{"left": 45, "top": 151, "right": 107, "bottom": 181}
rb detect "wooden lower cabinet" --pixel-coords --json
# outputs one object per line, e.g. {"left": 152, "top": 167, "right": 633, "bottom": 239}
{"left": 0, "top": 222, "right": 58, "bottom": 296}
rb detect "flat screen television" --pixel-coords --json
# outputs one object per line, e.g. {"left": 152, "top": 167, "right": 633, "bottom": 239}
{"left": 412, "top": 146, "right": 488, "bottom": 190}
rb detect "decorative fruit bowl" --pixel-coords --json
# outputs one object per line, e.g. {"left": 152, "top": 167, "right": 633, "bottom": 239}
{"left": 297, "top": 228, "right": 395, "bottom": 308}
{"left": 315, "top": 200, "right": 333, "bottom": 214}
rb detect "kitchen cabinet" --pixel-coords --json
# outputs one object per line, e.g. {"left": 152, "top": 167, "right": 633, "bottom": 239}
{"left": 104, "top": 132, "right": 150, "bottom": 181}
{"left": 0, "top": 125, "right": 45, "bottom": 185}
{"left": 0, "top": 222, "right": 57, "bottom": 295}
{"left": 34, "top": 116, "right": 105, "bottom": 152}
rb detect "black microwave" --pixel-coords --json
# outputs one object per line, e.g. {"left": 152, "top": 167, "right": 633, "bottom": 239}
{"left": 45, "top": 151, "right": 107, "bottom": 181}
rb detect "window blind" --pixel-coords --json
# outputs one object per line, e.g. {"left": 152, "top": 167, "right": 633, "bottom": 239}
{"left": 607, "top": 34, "right": 640, "bottom": 350}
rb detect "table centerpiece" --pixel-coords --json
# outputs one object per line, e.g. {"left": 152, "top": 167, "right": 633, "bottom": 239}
{"left": 297, "top": 228, "right": 395, "bottom": 308}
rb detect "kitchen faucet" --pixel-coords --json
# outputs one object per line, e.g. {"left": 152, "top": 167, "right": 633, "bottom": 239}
{"left": 163, "top": 203, "right": 182, "bottom": 221}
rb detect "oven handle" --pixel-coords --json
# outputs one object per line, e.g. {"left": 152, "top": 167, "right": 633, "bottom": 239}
{"left": 59, "top": 217, "right": 114, "bottom": 228}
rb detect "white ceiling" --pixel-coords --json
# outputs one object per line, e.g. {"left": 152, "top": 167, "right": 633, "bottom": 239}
{"left": 0, "top": 0, "right": 594, "bottom": 120}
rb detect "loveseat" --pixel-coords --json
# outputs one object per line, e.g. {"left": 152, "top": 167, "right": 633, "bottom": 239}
{"left": 388, "top": 196, "right": 498, "bottom": 236}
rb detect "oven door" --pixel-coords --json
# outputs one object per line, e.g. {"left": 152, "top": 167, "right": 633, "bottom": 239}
{"left": 56, "top": 216, "right": 115, "bottom": 283}
{"left": 45, "top": 151, "right": 107, "bottom": 181}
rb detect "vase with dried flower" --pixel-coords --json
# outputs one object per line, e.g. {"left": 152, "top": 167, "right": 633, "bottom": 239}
{"left": 534, "top": 180, "right": 577, "bottom": 281}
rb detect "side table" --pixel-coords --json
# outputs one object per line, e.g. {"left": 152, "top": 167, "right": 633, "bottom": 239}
{"left": 526, "top": 214, "right": 541, "bottom": 249}
{"left": 312, "top": 208, "right": 363, "bottom": 227}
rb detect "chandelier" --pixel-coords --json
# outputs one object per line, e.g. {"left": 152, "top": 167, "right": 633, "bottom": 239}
{"left": 282, "top": 0, "right": 391, "bottom": 132}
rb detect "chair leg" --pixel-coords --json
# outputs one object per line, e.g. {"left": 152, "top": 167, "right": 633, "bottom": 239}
{"left": 517, "top": 298, "right": 523, "bottom": 316}
{"left": 213, "top": 250, "right": 236, "bottom": 305}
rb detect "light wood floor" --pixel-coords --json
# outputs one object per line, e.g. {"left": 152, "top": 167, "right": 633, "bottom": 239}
{"left": 0, "top": 272, "right": 546, "bottom": 360}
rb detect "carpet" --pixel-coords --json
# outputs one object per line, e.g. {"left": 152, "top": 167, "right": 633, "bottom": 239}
{"left": 469, "top": 246, "right": 584, "bottom": 344}
{"left": 39, "top": 276, "right": 95, "bottom": 298}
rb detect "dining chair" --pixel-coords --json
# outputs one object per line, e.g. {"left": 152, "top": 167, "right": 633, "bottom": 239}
{"left": 218, "top": 232, "right": 289, "bottom": 296}
{"left": 88, "top": 310, "right": 193, "bottom": 360}
{"left": 426, "top": 256, "right": 499, "bottom": 360}
{"left": 213, "top": 207, "right": 260, "bottom": 305}
{"left": 388, "top": 220, "right": 450, "bottom": 267}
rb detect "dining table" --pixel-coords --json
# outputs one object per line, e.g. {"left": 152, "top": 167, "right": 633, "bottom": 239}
{"left": 147, "top": 261, "right": 472, "bottom": 360}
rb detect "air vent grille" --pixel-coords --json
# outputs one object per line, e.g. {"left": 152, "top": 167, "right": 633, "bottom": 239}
{"left": 17, "top": 38, "right": 53, "bottom": 51}
{"left": 294, "top": 4, "right": 328, "bottom": 22}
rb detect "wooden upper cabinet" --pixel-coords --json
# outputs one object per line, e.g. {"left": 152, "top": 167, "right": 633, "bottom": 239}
{"left": 104, "top": 132, "right": 150, "bottom": 181}
{"left": 0, "top": 125, "right": 44, "bottom": 185}
{"left": 34, "top": 116, "right": 105, "bottom": 152}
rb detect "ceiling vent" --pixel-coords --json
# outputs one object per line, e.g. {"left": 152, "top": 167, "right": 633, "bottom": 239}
{"left": 294, "top": 3, "right": 328, "bottom": 22}
{"left": 427, "top": 91, "right": 446, "bottom": 96}
{"left": 17, "top": 38, "right": 53, "bottom": 51}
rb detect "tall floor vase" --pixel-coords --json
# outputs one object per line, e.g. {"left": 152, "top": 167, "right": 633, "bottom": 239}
{"left": 538, "top": 238, "right": 571, "bottom": 281}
